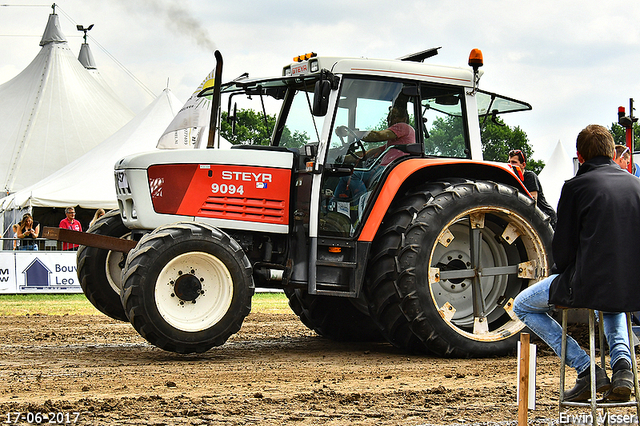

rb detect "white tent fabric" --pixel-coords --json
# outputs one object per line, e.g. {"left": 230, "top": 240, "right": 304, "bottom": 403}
{"left": 78, "top": 42, "right": 127, "bottom": 109}
{"left": 4, "top": 89, "right": 182, "bottom": 211}
{"left": 538, "top": 140, "right": 576, "bottom": 210}
{"left": 0, "top": 12, "right": 134, "bottom": 194}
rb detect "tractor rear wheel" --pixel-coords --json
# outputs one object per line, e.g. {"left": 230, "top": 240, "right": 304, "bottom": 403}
{"left": 77, "top": 210, "right": 131, "bottom": 321}
{"left": 366, "top": 180, "right": 553, "bottom": 357}
{"left": 285, "top": 289, "right": 383, "bottom": 342}
{"left": 121, "top": 223, "right": 254, "bottom": 354}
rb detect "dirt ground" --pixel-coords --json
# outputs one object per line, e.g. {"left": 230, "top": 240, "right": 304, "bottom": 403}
{"left": 0, "top": 312, "right": 637, "bottom": 426}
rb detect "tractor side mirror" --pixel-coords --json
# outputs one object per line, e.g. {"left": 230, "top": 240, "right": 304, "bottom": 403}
{"left": 312, "top": 80, "right": 331, "bottom": 116}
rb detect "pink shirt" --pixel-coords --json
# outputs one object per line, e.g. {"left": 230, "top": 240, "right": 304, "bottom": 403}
{"left": 380, "top": 122, "right": 415, "bottom": 166}
{"left": 59, "top": 218, "right": 82, "bottom": 250}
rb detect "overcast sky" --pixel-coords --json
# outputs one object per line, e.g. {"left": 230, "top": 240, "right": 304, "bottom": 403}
{"left": 1, "top": 0, "right": 639, "bottom": 162}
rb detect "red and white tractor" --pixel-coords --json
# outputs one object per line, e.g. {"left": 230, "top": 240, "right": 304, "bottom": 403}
{"left": 73, "top": 48, "right": 553, "bottom": 357}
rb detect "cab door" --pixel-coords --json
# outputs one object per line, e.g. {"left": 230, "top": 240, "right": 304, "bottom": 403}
{"left": 312, "top": 78, "right": 420, "bottom": 296}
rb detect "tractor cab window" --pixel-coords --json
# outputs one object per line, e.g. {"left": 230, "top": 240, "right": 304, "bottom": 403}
{"left": 326, "top": 79, "right": 417, "bottom": 167}
{"left": 420, "top": 84, "right": 470, "bottom": 158}
{"left": 320, "top": 78, "right": 418, "bottom": 238}
{"left": 277, "top": 84, "right": 321, "bottom": 150}
{"left": 219, "top": 76, "right": 323, "bottom": 150}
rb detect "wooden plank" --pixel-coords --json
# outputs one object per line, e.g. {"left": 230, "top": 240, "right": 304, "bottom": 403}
{"left": 518, "top": 333, "right": 530, "bottom": 426}
{"left": 42, "top": 227, "right": 136, "bottom": 253}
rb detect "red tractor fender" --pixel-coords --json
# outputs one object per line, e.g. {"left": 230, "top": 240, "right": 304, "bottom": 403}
{"left": 358, "top": 158, "right": 530, "bottom": 242}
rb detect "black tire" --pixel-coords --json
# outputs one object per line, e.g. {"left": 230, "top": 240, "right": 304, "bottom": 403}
{"left": 284, "top": 289, "right": 384, "bottom": 342}
{"left": 121, "top": 222, "right": 254, "bottom": 354}
{"left": 366, "top": 180, "right": 553, "bottom": 357}
{"left": 77, "top": 210, "right": 131, "bottom": 322}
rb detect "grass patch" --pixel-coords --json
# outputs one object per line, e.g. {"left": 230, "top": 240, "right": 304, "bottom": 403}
{"left": 0, "top": 291, "right": 291, "bottom": 316}
{"left": 0, "top": 294, "right": 98, "bottom": 316}
{"left": 251, "top": 292, "right": 290, "bottom": 314}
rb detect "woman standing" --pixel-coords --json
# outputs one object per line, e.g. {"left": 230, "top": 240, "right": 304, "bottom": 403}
{"left": 16, "top": 213, "right": 40, "bottom": 250}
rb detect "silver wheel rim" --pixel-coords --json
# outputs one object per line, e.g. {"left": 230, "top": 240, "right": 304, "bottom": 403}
{"left": 104, "top": 232, "right": 131, "bottom": 294}
{"left": 428, "top": 207, "right": 548, "bottom": 342}
{"left": 155, "top": 251, "right": 234, "bottom": 332}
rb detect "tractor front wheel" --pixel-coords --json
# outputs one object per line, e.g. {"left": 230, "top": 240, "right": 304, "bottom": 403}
{"left": 121, "top": 223, "right": 254, "bottom": 353}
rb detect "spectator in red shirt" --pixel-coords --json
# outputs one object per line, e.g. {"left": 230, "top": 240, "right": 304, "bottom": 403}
{"left": 59, "top": 207, "right": 82, "bottom": 250}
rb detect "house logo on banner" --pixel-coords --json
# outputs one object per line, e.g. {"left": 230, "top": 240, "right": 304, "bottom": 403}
{"left": 22, "top": 258, "right": 51, "bottom": 288}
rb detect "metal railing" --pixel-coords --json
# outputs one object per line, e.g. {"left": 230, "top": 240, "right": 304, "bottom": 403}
{"left": 0, "top": 237, "right": 62, "bottom": 251}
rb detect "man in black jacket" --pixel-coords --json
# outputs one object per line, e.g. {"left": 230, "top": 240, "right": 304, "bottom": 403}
{"left": 514, "top": 124, "right": 640, "bottom": 402}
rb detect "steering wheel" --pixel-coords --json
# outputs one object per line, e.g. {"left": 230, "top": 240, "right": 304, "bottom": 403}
{"left": 335, "top": 126, "right": 367, "bottom": 161}
{"left": 347, "top": 139, "right": 367, "bottom": 161}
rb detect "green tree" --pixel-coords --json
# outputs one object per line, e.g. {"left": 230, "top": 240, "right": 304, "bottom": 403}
{"left": 427, "top": 116, "right": 467, "bottom": 157}
{"left": 220, "top": 108, "right": 310, "bottom": 148}
{"left": 480, "top": 116, "right": 544, "bottom": 174}
{"left": 609, "top": 122, "right": 640, "bottom": 150}
{"left": 426, "top": 115, "right": 544, "bottom": 173}
{"left": 220, "top": 109, "right": 275, "bottom": 145}
{"left": 280, "top": 127, "right": 310, "bottom": 149}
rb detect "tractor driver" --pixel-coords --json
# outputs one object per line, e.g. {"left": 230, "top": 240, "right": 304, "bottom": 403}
{"left": 332, "top": 106, "right": 415, "bottom": 202}
{"left": 337, "top": 105, "right": 415, "bottom": 167}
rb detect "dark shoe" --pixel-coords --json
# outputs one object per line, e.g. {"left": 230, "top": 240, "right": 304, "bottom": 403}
{"left": 605, "top": 368, "right": 634, "bottom": 402}
{"left": 564, "top": 367, "right": 611, "bottom": 402}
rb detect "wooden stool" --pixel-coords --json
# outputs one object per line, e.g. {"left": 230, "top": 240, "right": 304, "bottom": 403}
{"left": 559, "top": 309, "right": 640, "bottom": 424}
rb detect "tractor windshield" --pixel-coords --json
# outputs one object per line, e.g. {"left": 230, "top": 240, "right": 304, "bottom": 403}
{"left": 218, "top": 76, "right": 324, "bottom": 149}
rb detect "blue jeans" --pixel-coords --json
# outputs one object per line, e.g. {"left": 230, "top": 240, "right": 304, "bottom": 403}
{"left": 333, "top": 173, "right": 367, "bottom": 201}
{"left": 18, "top": 244, "right": 38, "bottom": 251}
{"left": 332, "top": 166, "right": 386, "bottom": 201}
{"left": 513, "top": 274, "right": 631, "bottom": 374}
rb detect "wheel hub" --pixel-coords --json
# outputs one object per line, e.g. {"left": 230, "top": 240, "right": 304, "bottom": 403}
{"left": 173, "top": 272, "right": 203, "bottom": 302}
{"left": 445, "top": 258, "right": 468, "bottom": 284}
{"left": 436, "top": 250, "right": 471, "bottom": 294}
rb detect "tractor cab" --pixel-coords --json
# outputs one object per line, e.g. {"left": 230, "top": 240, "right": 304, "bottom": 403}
{"left": 209, "top": 51, "right": 532, "bottom": 296}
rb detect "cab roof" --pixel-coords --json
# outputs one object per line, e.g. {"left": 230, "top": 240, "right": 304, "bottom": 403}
{"left": 283, "top": 56, "right": 476, "bottom": 88}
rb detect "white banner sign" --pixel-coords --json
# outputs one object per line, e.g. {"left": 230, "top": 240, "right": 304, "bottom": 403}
{"left": 0, "top": 252, "right": 17, "bottom": 292}
{"left": 8, "top": 252, "right": 82, "bottom": 293}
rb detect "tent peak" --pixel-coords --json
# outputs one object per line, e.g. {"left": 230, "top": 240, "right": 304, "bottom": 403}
{"left": 39, "top": 11, "right": 67, "bottom": 46}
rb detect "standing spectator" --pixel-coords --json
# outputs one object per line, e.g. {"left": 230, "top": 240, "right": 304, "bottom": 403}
{"left": 613, "top": 145, "right": 630, "bottom": 170}
{"left": 11, "top": 223, "right": 19, "bottom": 250}
{"left": 614, "top": 144, "right": 640, "bottom": 176}
{"left": 59, "top": 207, "right": 82, "bottom": 250}
{"left": 513, "top": 124, "right": 640, "bottom": 402}
{"left": 508, "top": 149, "right": 557, "bottom": 229}
{"left": 89, "top": 208, "right": 105, "bottom": 228}
{"left": 16, "top": 213, "right": 40, "bottom": 250}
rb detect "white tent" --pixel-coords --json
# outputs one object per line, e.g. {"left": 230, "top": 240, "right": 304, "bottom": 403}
{"left": 0, "top": 11, "right": 134, "bottom": 194}
{"left": 538, "top": 140, "right": 576, "bottom": 210}
{"left": 78, "top": 41, "right": 125, "bottom": 104}
{"left": 3, "top": 88, "right": 182, "bottom": 212}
